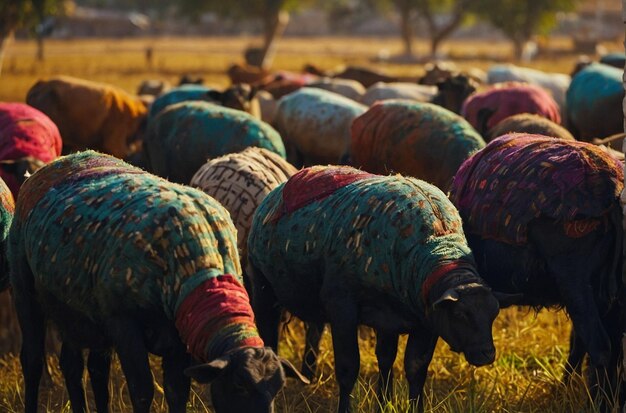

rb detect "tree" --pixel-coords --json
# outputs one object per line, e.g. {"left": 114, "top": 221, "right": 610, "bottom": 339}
{"left": 0, "top": 0, "right": 69, "bottom": 75}
{"left": 177, "top": 0, "right": 309, "bottom": 69}
{"left": 470, "top": 0, "right": 581, "bottom": 60}
{"left": 367, "top": 0, "right": 471, "bottom": 59}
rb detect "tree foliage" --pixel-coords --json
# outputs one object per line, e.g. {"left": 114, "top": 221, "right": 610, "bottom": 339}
{"left": 469, "top": 0, "right": 581, "bottom": 58}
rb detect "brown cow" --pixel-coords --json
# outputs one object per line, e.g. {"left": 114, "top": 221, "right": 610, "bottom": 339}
{"left": 26, "top": 75, "right": 148, "bottom": 159}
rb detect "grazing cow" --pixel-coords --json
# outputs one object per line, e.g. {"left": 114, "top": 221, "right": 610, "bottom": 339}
{"left": 0, "top": 180, "right": 15, "bottom": 354}
{"left": 136, "top": 79, "right": 171, "bottom": 97}
{"left": 144, "top": 101, "right": 285, "bottom": 184}
{"left": 462, "top": 82, "right": 561, "bottom": 137}
{"left": 431, "top": 74, "right": 479, "bottom": 115}
{"left": 0, "top": 103, "right": 62, "bottom": 199}
{"left": 350, "top": 100, "right": 485, "bottom": 191}
{"left": 7, "top": 151, "right": 308, "bottom": 413}
{"left": 486, "top": 113, "right": 575, "bottom": 142}
{"left": 227, "top": 63, "right": 272, "bottom": 85}
{"left": 149, "top": 84, "right": 261, "bottom": 120}
{"left": 190, "top": 147, "right": 297, "bottom": 269}
{"left": 26, "top": 76, "right": 148, "bottom": 159}
{"left": 307, "top": 78, "right": 366, "bottom": 102}
{"left": 449, "top": 134, "right": 624, "bottom": 408}
{"left": 487, "top": 64, "right": 571, "bottom": 115}
{"left": 599, "top": 53, "right": 625, "bottom": 69}
{"left": 247, "top": 165, "right": 501, "bottom": 413}
{"left": 359, "top": 82, "right": 437, "bottom": 107}
{"left": 303, "top": 64, "right": 400, "bottom": 88}
{"left": 273, "top": 88, "right": 366, "bottom": 167}
{"left": 566, "top": 63, "right": 624, "bottom": 142}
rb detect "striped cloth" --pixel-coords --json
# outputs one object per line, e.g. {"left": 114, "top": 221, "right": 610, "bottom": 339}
{"left": 449, "top": 134, "right": 624, "bottom": 245}
{"left": 190, "top": 147, "right": 297, "bottom": 264}
{"left": 11, "top": 151, "right": 263, "bottom": 361}
{"left": 249, "top": 165, "right": 478, "bottom": 313}
{"left": 0, "top": 103, "right": 62, "bottom": 197}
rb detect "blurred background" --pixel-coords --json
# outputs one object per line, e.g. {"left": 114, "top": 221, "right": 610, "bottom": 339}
{"left": 0, "top": 0, "right": 622, "bottom": 101}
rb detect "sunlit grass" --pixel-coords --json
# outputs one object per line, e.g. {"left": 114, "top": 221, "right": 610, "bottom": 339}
{"left": 0, "top": 308, "right": 613, "bottom": 412}
{"left": 0, "top": 35, "right": 623, "bottom": 412}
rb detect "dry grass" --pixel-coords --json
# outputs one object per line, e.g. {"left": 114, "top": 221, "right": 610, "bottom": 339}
{"left": 0, "top": 35, "right": 623, "bottom": 412}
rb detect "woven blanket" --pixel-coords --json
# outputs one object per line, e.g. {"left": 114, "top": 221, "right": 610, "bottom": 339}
{"left": 462, "top": 83, "right": 561, "bottom": 135}
{"left": 0, "top": 178, "right": 14, "bottom": 291}
{"left": 190, "top": 147, "right": 297, "bottom": 262}
{"left": 149, "top": 84, "right": 216, "bottom": 119}
{"left": 350, "top": 100, "right": 485, "bottom": 190}
{"left": 249, "top": 166, "right": 476, "bottom": 313}
{"left": 273, "top": 88, "right": 366, "bottom": 163}
{"left": 12, "top": 151, "right": 262, "bottom": 361}
{"left": 0, "top": 103, "right": 62, "bottom": 196}
{"left": 449, "top": 134, "right": 624, "bottom": 245}
{"left": 566, "top": 63, "right": 624, "bottom": 141}
{"left": 145, "top": 101, "right": 286, "bottom": 184}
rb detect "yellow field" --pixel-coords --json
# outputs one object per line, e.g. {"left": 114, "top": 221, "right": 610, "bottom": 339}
{"left": 0, "top": 36, "right": 623, "bottom": 412}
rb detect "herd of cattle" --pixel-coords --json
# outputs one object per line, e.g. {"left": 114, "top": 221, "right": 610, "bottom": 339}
{"left": 0, "top": 53, "right": 625, "bottom": 413}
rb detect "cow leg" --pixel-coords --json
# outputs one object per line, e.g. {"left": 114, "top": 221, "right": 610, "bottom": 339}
{"left": 404, "top": 333, "right": 437, "bottom": 413}
{"left": 162, "top": 345, "right": 191, "bottom": 413}
{"left": 375, "top": 331, "right": 399, "bottom": 405}
{"left": 552, "top": 268, "right": 611, "bottom": 368}
{"left": 587, "top": 304, "right": 624, "bottom": 411}
{"left": 106, "top": 319, "right": 153, "bottom": 413}
{"left": 87, "top": 349, "right": 111, "bottom": 413}
{"left": 325, "top": 291, "right": 359, "bottom": 413}
{"left": 12, "top": 257, "right": 45, "bottom": 413}
{"left": 301, "top": 322, "right": 324, "bottom": 381}
{"left": 249, "top": 266, "right": 281, "bottom": 351}
{"left": 59, "top": 342, "right": 87, "bottom": 413}
{"left": 563, "top": 329, "right": 585, "bottom": 382}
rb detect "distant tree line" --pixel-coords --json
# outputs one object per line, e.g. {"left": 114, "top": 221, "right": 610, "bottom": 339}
{"left": 0, "top": 0, "right": 584, "bottom": 74}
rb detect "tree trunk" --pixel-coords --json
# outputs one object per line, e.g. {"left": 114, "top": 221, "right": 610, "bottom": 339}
{"left": 0, "top": 30, "right": 14, "bottom": 78}
{"left": 512, "top": 38, "right": 525, "bottom": 61}
{"left": 260, "top": 9, "right": 289, "bottom": 70}
{"left": 400, "top": 7, "right": 414, "bottom": 57}
{"left": 36, "top": 34, "right": 44, "bottom": 61}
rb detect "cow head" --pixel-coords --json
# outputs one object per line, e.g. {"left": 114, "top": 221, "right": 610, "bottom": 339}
{"left": 428, "top": 281, "right": 499, "bottom": 366}
{"left": 207, "top": 84, "right": 261, "bottom": 119}
{"left": 185, "top": 347, "right": 309, "bottom": 413}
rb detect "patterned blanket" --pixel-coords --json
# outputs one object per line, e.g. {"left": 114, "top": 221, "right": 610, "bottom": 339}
{"left": 249, "top": 165, "right": 477, "bottom": 312}
{"left": 11, "top": 151, "right": 262, "bottom": 361}
{"left": 450, "top": 134, "right": 624, "bottom": 245}
{"left": 462, "top": 83, "right": 561, "bottom": 135}
{"left": 350, "top": 100, "right": 485, "bottom": 190}
{"left": 0, "top": 178, "right": 14, "bottom": 291}
{"left": 145, "top": 101, "right": 286, "bottom": 184}
{"left": 0, "top": 103, "right": 62, "bottom": 196}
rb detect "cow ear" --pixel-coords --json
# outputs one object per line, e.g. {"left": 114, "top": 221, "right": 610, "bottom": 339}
{"left": 184, "top": 356, "right": 231, "bottom": 383}
{"left": 492, "top": 291, "right": 524, "bottom": 308}
{"left": 280, "top": 357, "right": 310, "bottom": 385}
{"left": 432, "top": 288, "right": 459, "bottom": 308}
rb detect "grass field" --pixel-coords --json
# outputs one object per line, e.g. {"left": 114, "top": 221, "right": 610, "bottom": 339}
{"left": 0, "top": 35, "right": 624, "bottom": 412}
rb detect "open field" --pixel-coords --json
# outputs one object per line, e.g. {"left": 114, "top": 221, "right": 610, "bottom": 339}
{"left": 0, "top": 36, "right": 624, "bottom": 412}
